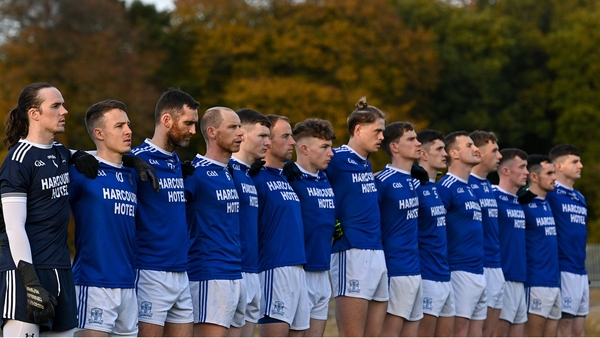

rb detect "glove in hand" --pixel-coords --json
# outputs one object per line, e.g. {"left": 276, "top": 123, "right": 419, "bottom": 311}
{"left": 17, "top": 261, "right": 57, "bottom": 324}
{"left": 71, "top": 150, "right": 99, "bottom": 179}
{"left": 122, "top": 155, "right": 160, "bottom": 193}
{"left": 282, "top": 161, "right": 302, "bottom": 182}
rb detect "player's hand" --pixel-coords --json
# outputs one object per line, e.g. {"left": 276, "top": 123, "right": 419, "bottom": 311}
{"left": 122, "top": 155, "right": 160, "bottom": 193}
{"left": 17, "top": 261, "right": 57, "bottom": 324}
{"left": 248, "top": 159, "right": 265, "bottom": 176}
{"left": 410, "top": 164, "right": 429, "bottom": 185}
{"left": 282, "top": 161, "right": 302, "bottom": 182}
{"left": 181, "top": 160, "right": 195, "bottom": 179}
{"left": 71, "top": 150, "right": 99, "bottom": 179}
{"left": 517, "top": 189, "right": 537, "bottom": 204}
{"left": 333, "top": 220, "right": 344, "bottom": 240}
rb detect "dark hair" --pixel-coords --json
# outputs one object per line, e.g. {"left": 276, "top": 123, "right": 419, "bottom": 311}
{"left": 347, "top": 96, "right": 386, "bottom": 136}
{"left": 4, "top": 82, "right": 55, "bottom": 149}
{"left": 154, "top": 89, "right": 199, "bottom": 124}
{"left": 549, "top": 144, "right": 580, "bottom": 162}
{"left": 236, "top": 108, "right": 271, "bottom": 129}
{"left": 444, "top": 131, "right": 469, "bottom": 152}
{"left": 266, "top": 115, "right": 290, "bottom": 136}
{"left": 499, "top": 148, "right": 528, "bottom": 167}
{"left": 381, "top": 122, "right": 414, "bottom": 157}
{"left": 417, "top": 129, "right": 445, "bottom": 150}
{"left": 527, "top": 154, "right": 551, "bottom": 174}
{"left": 470, "top": 130, "right": 498, "bottom": 148}
{"left": 85, "top": 100, "right": 128, "bottom": 137}
{"left": 293, "top": 118, "right": 336, "bottom": 142}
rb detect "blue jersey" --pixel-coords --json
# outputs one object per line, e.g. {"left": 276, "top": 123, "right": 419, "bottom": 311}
{"left": 417, "top": 180, "right": 450, "bottom": 282}
{"left": 522, "top": 196, "right": 559, "bottom": 287}
{"left": 131, "top": 139, "right": 188, "bottom": 272}
{"left": 185, "top": 155, "right": 242, "bottom": 281}
{"left": 251, "top": 166, "right": 305, "bottom": 271}
{"left": 546, "top": 183, "right": 588, "bottom": 275}
{"left": 469, "top": 174, "right": 501, "bottom": 268}
{"left": 325, "top": 145, "right": 382, "bottom": 253}
{"left": 437, "top": 173, "right": 484, "bottom": 274}
{"left": 70, "top": 160, "right": 137, "bottom": 288}
{"left": 0, "top": 140, "right": 71, "bottom": 271}
{"left": 494, "top": 187, "right": 526, "bottom": 283}
{"left": 376, "top": 165, "right": 420, "bottom": 277}
{"left": 230, "top": 157, "right": 260, "bottom": 274}
{"left": 289, "top": 164, "right": 336, "bottom": 271}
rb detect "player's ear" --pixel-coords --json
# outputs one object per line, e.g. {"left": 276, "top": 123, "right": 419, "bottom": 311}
{"left": 161, "top": 113, "right": 172, "bottom": 129}
{"left": 93, "top": 127, "right": 104, "bottom": 141}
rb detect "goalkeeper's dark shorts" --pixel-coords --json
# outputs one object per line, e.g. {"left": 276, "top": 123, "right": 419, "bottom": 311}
{"left": 0, "top": 268, "right": 77, "bottom": 331}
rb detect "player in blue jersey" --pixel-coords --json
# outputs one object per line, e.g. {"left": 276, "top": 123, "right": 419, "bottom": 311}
{"left": 469, "top": 131, "right": 504, "bottom": 337}
{"left": 229, "top": 109, "right": 272, "bottom": 337}
{"left": 325, "top": 97, "right": 388, "bottom": 337}
{"left": 547, "top": 144, "right": 588, "bottom": 337}
{"left": 414, "top": 130, "right": 454, "bottom": 337}
{"left": 437, "top": 131, "right": 486, "bottom": 337}
{"left": 70, "top": 100, "right": 139, "bottom": 336}
{"left": 521, "top": 155, "right": 561, "bottom": 337}
{"left": 0, "top": 83, "right": 79, "bottom": 336}
{"left": 494, "top": 148, "right": 528, "bottom": 337}
{"left": 376, "top": 122, "right": 423, "bottom": 337}
{"left": 252, "top": 115, "right": 308, "bottom": 337}
{"left": 184, "top": 107, "right": 245, "bottom": 336}
{"left": 287, "top": 118, "right": 336, "bottom": 337}
{"left": 130, "top": 89, "right": 199, "bottom": 337}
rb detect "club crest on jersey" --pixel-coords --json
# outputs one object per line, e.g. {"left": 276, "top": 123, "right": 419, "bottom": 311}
{"left": 139, "top": 301, "right": 153, "bottom": 318}
{"left": 116, "top": 172, "right": 124, "bottom": 182}
{"left": 348, "top": 279, "right": 361, "bottom": 293}
{"left": 272, "top": 301, "right": 285, "bottom": 316}
{"left": 531, "top": 298, "right": 542, "bottom": 311}
{"left": 34, "top": 160, "right": 45, "bottom": 167}
{"left": 483, "top": 184, "right": 490, "bottom": 193}
{"left": 88, "top": 308, "right": 104, "bottom": 324}
{"left": 423, "top": 297, "right": 433, "bottom": 310}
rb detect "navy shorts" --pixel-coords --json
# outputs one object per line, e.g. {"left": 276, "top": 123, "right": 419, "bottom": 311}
{"left": 0, "top": 268, "right": 77, "bottom": 331}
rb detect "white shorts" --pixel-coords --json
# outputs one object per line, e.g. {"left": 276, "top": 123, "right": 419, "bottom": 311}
{"left": 75, "top": 286, "right": 137, "bottom": 335}
{"left": 136, "top": 270, "right": 194, "bottom": 325}
{"left": 526, "top": 286, "right": 561, "bottom": 320}
{"left": 484, "top": 267, "right": 505, "bottom": 309}
{"left": 499, "top": 281, "right": 527, "bottom": 324}
{"left": 422, "top": 279, "right": 455, "bottom": 317}
{"left": 190, "top": 279, "right": 246, "bottom": 328}
{"left": 306, "top": 271, "right": 332, "bottom": 320}
{"left": 560, "top": 271, "right": 589, "bottom": 316}
{"left": 261, "top": 265, "right": 310, "bottom": 330}
{"left": 387, "top": 275, "right": 423, "bottom": 321}
{"left": 330, "top": 249, "right": 389, "bottom": 301}
{"left": 451, "top": 270, "right": 487, "bottom": 320}
{"left": 242, "top": 272, "right": 262, "bottom": 323}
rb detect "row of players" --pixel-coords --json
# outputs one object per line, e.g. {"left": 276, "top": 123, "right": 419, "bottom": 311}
{"left": 0, "top": 83, "right": 588, "bottom": 337}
